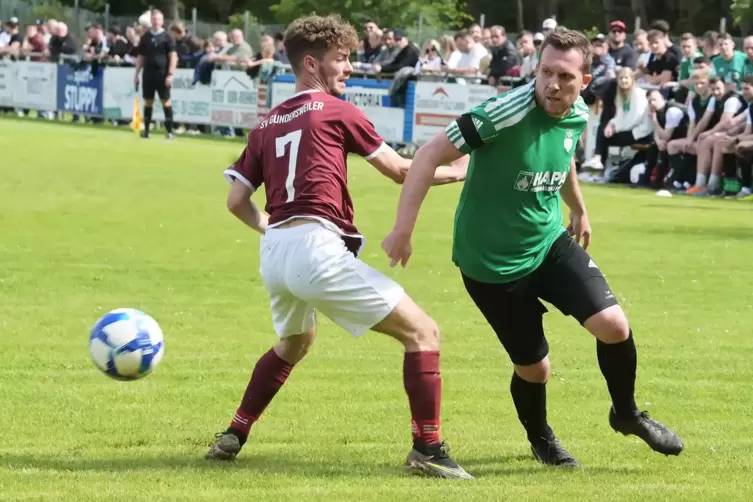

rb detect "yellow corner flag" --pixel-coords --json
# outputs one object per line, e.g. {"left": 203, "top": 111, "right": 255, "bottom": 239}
{"left": 130, "top": 95, "right": 142, "bottom": 133}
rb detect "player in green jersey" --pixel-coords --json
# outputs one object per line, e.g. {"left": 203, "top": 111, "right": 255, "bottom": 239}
{"left": 713, "top": 33, "right": 747, "bottom": 91}
{"left": 383, "top": 27, "right": 684, "bottom": 467}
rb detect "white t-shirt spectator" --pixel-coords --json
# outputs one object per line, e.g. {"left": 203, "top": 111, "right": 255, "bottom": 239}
{"left": 415, "top": 56, "right": 442, "bottom": 72}
{"left": 687, "top": 97, "right": 716, "bottom": 122}
{"left": 0, "top": 31, "right": 10, "bottom": 47}
{"left": 446, "top": 43, "right": 487, "bottom": 72}
{"left": 723, "top": 96, "right": 743, "bottom": 114}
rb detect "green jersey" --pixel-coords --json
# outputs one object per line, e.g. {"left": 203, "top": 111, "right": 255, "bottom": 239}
{"left": 712, "top": 51, "right": 747, "bottom": 89}
{"left": 445, "top": 80, "right": 589, "bottom": 283}
{"left": 680, "top": 50, "right": 703, "bottom": 81}
{"left": 744, "top": 58, "right": 753, "bottom": 79}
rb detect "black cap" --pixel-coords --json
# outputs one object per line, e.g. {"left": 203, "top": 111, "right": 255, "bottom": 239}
{"left": 393, "top": 28, "right": 406, "bottom": 40}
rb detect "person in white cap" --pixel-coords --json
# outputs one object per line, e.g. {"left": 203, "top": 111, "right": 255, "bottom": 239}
{"left": 542, "top": 18, "right": 557, "bottom": 35}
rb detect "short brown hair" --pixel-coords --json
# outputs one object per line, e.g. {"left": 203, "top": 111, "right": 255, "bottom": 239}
{"left": 719, "top": 32, "right": 734, "bottom": 43}
{"left": 283, "top": 15, "right": 359, "bottom": 71}
{"left": 538, "top": 27, "right": 592, "bottom": 73}
{"left": 454, "top": 29, "right": 471, "bottom": 41}
{"left": 743, "top": 75, "right": 753, "bottom": 86}
{"left": 647, "top": 30, "right": 664, "bottom": 42}
{"left": 680, "top": 33, "right": 695, "bottom": 43}
{"left": 168, "top": 22, "right": 185, "bottom": 36}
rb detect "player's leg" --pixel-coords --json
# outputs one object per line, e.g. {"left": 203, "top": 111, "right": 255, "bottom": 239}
{"left": 666, "top": 139, "right": 689, "bottom": 189}
{"left": 157, "top": 75, "right": 174, "bottom": 139}
{"left": 206, "top": 229, "right": 318, "bottom": 461}
{"left": 142, "top": 72, "right": 156, "bottom": 138}
{"left": 461, "top": 273, "right": 579, "bottom": 468}
{"left": 288, "top": 224, "right": 470, "bottom": 479}
{"left": 539, "top": 232, "right": 683, "bottom": 456}
{"left": 688, "top": 134, "right": 716, "bottom": 193}
{"left": 708, "top": 136, "right": 735, "bottom": 193}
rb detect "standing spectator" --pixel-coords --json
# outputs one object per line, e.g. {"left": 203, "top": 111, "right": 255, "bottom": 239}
{"left": 134, "top": 9, "right": 177, "bottom": 139}
{"left": 213, "top": 29, "right": 252, "bottom": 67}
{"left": 415, "top": 39, "right": 443, "bottom": 73}
{"left": 358, "top": 29, "right": 382, "bottom": 64}
{"left": 676, "top": 33, "right": 703, "bottom": 103}
{"left": 0, "top": 20, "right": 10, "bottom": 48}
{"left": 542, "top": 18, "right": 557, "bottom": 36}
{"left": 107, "top": 26, "right": 130, "bottom": 62}
{"left": 438, "top": 35, "right": 456, "bottom": 63}
{"left": 701, "top": 31, "right": 720, "bottom": 61}
{"left": 274, "top": 32, "right": 289, "bottom": 65}
{"left": 713, "top": 33, "right": 747, "bottom": 91}
{"left": 83, "top": 24, "right": 108, "bottom": 61}
{"left": 633, "top": 29, "right": 651, "bottom": 77}
{"left": 742, "top": 36, "right": 753, "bottom": 78}
{"left": 607, "top": 20, "right": 636, "bottom": 70}
{"left": 516, "top": 31, "right": 537, "bottom": 78}
{"left": 582, "top": 34, "right": 616, "bottom": 105}
{"left": 0, "top": 18, "right": 22, "bottom": 60}
{"left": 193, "top": 40, "right": 215, "bottom": 86}
{"left": 481, "top": 28, "right": 492, "bottom": 49}
{"left": 360, "top": 20, "right": 380, "bottom": 63}
{"left": 372, "top": 29, "right": 399, "bottom": 66}
{"left": 487, "top": 25, "right": 519, "bottom": 85}
{"left": 644, "top": 29, "right": 679, "bottom": 86}
{"left": 22, "top": 24, "right": 47, "bottom": 61}
{"left": 583, "top": 67, "right": 653, "bottom": 171}
{"left": 48, "top": 22, "right": 76, "bottom": 62}
{"left": 168, "top": 23, "right": 192, "bottom": 68}
{"left": 372, "top": 29, "right": 419, "bottom": 75}
{"left": 468, "top": 23, "right": 482, "bottom": 43}
{"left": 44, "top": 19, "right": 58, "bottom": 45}
{"left": 212, "top": 31, "right": 230, "bottom": 57}
{"left": 649, "top": 20, "right": 682, "bottom": 61}
{"left": 445, "top": 29, "right": 487, "bottom": 76}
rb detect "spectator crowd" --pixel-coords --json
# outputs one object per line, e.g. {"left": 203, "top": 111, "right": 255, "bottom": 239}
{"left": 2, "top": 11, "right": 753, "bottom": 198}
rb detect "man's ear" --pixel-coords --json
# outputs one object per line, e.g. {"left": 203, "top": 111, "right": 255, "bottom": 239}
{"left": 581, "top": 74, "right": 592, "bottom": 90}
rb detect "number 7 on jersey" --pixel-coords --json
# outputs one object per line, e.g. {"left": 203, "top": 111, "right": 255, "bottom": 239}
{"left": 275, "top": 129, "right": 302, "bottom": 202}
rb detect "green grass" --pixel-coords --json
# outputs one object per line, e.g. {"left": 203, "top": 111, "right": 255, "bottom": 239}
{"left": 1, "top": 118, "right": 752, "bottom": 501}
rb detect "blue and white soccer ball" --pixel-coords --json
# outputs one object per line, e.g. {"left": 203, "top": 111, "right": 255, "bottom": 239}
{"left": 89, "top": 308, "right": 165, "bottom": 380}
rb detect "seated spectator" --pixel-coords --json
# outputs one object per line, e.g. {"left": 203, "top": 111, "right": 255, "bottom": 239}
{"left": 711, "top": 78, "right": 753, "bottom": 195}
{"left": 487, "top": 25, "right": 519, "bottom": 85}
{"left": 372, "top": 29, "right": 419, "bottom": 75}
{"left": 581, "top": 34, "right": 615, "bottom": 105}
{"left": 676, "top": 33, "right": 703, "bottom": 103}
{"left": 684, "top": 77, "right": 747, "bottom": 194}
{"left": 735, "top": 127, "right": 753, "bottom": 198}
{"left": 649, "top": 19, "right": 682, "bottom": 61}
{"left": 608, "top": 20, "right": 636, "bottom": 70}
{"left": 516, "top": 31, "right": 537, "bottom": 79}
{"left": 645, "top": 89, "right": 689, "bottom": 187}
{"left": 582, "top": 67, "right": 653, "bottom": 171}
{"left": 445, "top": 29, "right": 487, "bottom": 76}
{"left": 643, "top": 29, "right": 679, "bottom": 87}
{"left": 667, "top": 70, "right": 717, "bottom": 189}
{"left": 702, "top": 30, "right": 720, "bottom": 60}
{"left": 481, "top": 28, "right": 492, "bottom": 49}
{"left": 713, "top": 33, "right": 747, "bottom": 92}
{"left": 415, "top": 39, "right": 443, "bottom": 73}
{"left": 358, "top": 29, "right": 383, "bottom": 64}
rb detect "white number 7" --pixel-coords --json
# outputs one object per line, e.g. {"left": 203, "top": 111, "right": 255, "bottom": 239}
{"left": 275, "top": 129, "right": 302, "bottom": 202}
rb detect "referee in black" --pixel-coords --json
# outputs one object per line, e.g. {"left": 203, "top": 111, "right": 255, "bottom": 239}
{"left": 134, "top": 10, "right": 177, "bottom": 139}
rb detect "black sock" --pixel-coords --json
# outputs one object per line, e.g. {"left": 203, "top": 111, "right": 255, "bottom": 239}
{"left": 597, "top": 330, "right": 638, "bottom": 417}
{"left": 510, "top": 372, "right": 550, "bottom": 444}
{"left": 226, "top": 427, "right": 248, "bottom": 447}
{"left": 163, "top": 105, "right": 174, "bottom": 134}
{"left": 667, "top": 153, "right": 683, "bottom": 186}
{"left": 144, "top": 105, "right": 153, "bottom": 135}
{"left": 739, "top": 156, "right": 752, "bottom": 188}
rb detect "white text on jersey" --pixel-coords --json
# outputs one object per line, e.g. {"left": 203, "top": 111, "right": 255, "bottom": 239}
{"left": 260, "top": 101, "right": 324, "bottom": 129}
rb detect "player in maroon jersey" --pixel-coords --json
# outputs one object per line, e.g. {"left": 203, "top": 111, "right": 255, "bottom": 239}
{"left": 204, "top": 15, "right": 473, "bottom": 480}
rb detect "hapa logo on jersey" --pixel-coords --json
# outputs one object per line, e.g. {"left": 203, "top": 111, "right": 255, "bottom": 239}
{"left": 513, "top": 170, "right": 568, "bottom": 192}
{"left": 564, "top": 129, "right": 574, "bottom": 152}
{"left": 432, "top": 87, "right": 450, "bottom": 98}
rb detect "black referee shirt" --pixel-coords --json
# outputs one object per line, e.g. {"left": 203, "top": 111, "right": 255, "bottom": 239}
{"left": 138, "top": 29, "right": 175, "bottom": 72}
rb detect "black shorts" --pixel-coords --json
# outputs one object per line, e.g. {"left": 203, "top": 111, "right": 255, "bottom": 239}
{"left": 142, "top": 70, "right": 171, "bottom": 101}
{"left": 462, "top": 231, "right": 619, "bottom": 366}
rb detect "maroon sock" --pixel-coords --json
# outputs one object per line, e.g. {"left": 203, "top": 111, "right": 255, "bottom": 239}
{"left": 403, "top": 351, "right": 441, "bottom": 447}
{"left": 229, "top": 348, "right": 293, "bottom": 435}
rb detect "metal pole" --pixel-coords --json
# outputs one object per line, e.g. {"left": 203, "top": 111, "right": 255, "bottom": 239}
{"left": 720, "top": 17, "right": 727, "bottom": 34}
{"left": 74, "top": 0, "right": 79, "bottom": 42}
{"left": 479, "top": 14, "right": 485, "bottom": 29}
{"left": 192, "top": 8, "right": 197, "bottom": 36}
{"left": 634, "top": 16, "right": 641, "bottom": 33}
{"left": 244, "top": 10, "right": 250, "bottom": 41}
{"left": 417, "top": 12, "right": 424, "bottom": 47}
{"left": 104, "top": 3, "right": 110, "bottom": 33}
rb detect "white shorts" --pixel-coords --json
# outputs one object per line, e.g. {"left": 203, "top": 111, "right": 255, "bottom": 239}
{"left": 259, "top": 222, "right": 404, "bottom": 338}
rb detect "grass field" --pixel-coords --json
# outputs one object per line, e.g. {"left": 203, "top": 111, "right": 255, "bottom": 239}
{"left": 2, "top": 118, "right": 753, "bottom": 501}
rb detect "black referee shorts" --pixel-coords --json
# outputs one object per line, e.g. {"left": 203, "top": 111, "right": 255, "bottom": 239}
{"left": 142, "top": 70, "right": 171, "bottom": 101}
{"left": 462, "top": 231, "right": 619, "bottom": 366}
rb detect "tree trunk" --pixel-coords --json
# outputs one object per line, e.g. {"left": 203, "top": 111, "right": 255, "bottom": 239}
{"left": 516, "top": 0, "right": 524, "bottom": 32}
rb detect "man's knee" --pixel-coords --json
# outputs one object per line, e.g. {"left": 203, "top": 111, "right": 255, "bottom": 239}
{"left": 515, "top": 357, "right": 550, "bottom": 384}
{"left": 275, "top": 328, "right": 316, "bottom": 365}
{"left": 584, "top": 305, "right": 630, "bottom": 344}
{"left": 373, "top": 295, "right": 440, "bottom": 351}
{"left": 144, "top": 99, "right": 154, "bottom": 106}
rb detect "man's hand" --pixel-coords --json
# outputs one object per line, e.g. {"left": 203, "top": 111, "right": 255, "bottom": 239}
{"left": 566, "top": 212, "right": 592, "bottom": 250}
{"left": 656, "top": 139, "right": 667, "bottom": 151}
{"left": 381, "top": 230, "right": 412, "bottom": 268}
{"left": 133, "top": 72, "right": 140, "bottom": 86}
{"left": 165, "top": 74, "right": 173, "bottom": 87}
{"left": 604, "top": 123, "right": 616, "bottom": 138}
{"left": 372, "top": 63, "right": 382, "bottom": 73}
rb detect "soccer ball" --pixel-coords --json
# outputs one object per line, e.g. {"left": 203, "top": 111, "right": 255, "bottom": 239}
{"left": 89, "top": 308, "right": 165, "bottom": 380}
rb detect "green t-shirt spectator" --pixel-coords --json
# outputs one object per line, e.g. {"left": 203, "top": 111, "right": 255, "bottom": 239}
{"left": 713, "top": 50, "right": 747, "bottom": 89}
{"left": 744, "top": 58, "right": 753, "bottom": 79}
{"left": 227, "top": 42, "right": 253, "bottom": 60}
{"left": 679, "top": 50, "right": 703, "bottom": 81}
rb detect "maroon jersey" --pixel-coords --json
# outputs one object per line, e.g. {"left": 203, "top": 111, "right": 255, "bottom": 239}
{"left": 224, "top": 90, "right": 385, "bottom": 238}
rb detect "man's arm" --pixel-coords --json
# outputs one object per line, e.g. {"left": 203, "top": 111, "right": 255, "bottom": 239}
{"left": 560, "top": 160, "right": 587, "bottom": 217}
{"left": 226, "top": 180, "right": 268, "bottom": 234}
{"left": 367, "top": 144, "right": 467, "bottom": 185}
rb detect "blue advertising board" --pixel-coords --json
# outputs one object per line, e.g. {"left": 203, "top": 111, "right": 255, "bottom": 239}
{"left": 57, "top": 63, "right": 103, "bottom": 116}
